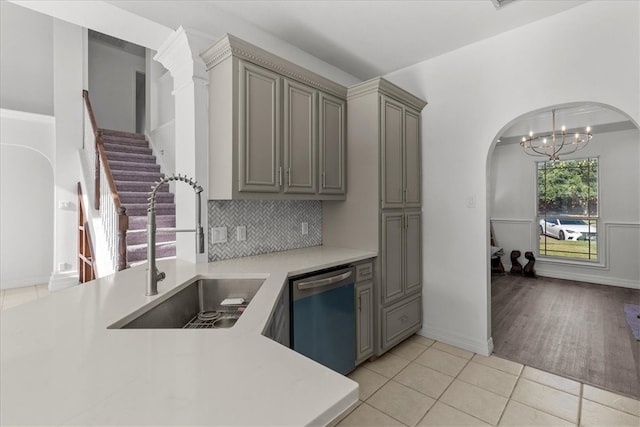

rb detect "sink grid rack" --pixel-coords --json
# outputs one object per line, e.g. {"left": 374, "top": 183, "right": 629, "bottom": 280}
{"left": 183, "top": 303, "right": 249, "bottom": 329}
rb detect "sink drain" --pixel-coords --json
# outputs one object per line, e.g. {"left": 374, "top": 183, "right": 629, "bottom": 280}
{"left": 197, "top": 310, "right": 221, "bottom": 321}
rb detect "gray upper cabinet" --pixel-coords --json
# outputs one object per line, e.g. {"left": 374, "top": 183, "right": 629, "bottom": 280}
{"left": 284, "top": 79, "right": 316, "bottom": 194}
{"left": 203, "top": 34, "right": 347, "bottom": 200}
{"left": 404, "top": 109, "right": 421, "bottom": 208}
{"left": 239, "top": 61, "right": 281, "bottom": 193}
{"left": 381, "top": 96, "right": 422, "bottom": 209}
{"left": 319, "top": 93, "right": 346, "bottom": 195}
{"left": 382, "top": 97, "right": 404, "bottom": 208}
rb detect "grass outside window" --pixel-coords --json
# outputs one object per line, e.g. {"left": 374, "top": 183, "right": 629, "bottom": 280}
{"left": 539, "top": 236, "right": 597, "bottom": 260}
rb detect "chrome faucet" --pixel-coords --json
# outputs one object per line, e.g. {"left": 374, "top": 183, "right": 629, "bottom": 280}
{"left": 146, "top": 174, "right": 204, "bottom": 296}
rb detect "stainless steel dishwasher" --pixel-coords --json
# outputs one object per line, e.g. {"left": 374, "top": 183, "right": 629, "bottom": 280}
{"left": 290, "top": 265, "right": 356, "bottom": 375}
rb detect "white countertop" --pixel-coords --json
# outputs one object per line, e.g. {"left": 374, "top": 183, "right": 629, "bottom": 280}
{"left": 1, "top": 246, "right": 377, "bottom": 426}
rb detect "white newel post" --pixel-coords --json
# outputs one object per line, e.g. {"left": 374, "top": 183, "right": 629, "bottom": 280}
{"left": 154, "top": 27, "right": 213, "bottom": 263}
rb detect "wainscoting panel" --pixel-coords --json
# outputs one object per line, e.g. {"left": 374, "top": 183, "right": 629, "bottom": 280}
{"left": 491, "top": 218, "right": 640, "bottom": 289}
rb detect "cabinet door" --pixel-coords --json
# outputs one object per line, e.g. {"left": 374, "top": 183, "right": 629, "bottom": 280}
{"left": 404, "top": 211, "right": 422, "bottom": 295}
{"left": 356, "top": 281, "right": 374, "bottom": 363}
{"left": 404, "top": 108, "right": 421, "bottom": 208}
{"left": 381, "top": 96, "right": 404, "bottom": 208}
{"left": 238, "top": 61, "right": 281, "bottom": 193}
{"left": 284, "top": 79, "right": 316, "bottom": 194}
{"left": 382, "top": 211, "right": 404, "bottom": 304}
{"left": 319, "top": 93, "right": 346, "bottom": 194}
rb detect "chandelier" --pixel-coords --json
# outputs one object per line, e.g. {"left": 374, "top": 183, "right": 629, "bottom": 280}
{"left": 520, "top": 109, "right": 592, "bottom": 161}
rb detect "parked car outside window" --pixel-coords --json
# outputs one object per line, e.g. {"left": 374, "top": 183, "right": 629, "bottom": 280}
{"left": 539, "top": 218, "right": 597, "bottom": 241}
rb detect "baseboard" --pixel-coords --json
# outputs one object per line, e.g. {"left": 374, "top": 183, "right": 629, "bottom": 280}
{"left": 419, "top": 324, "right": 492, "bottom": 356}
{"left": 49, "top": 271, "right": 79, "bottom": 291}
{"left": 503, "top": 263, "right": 640, "bottom": 289}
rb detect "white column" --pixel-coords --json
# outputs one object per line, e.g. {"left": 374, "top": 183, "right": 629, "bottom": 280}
{"left": 50, "top": 19, "right": 85, "bottom": 290}
{"left": 154, "top": 27, "right": 213, "bottom": 263}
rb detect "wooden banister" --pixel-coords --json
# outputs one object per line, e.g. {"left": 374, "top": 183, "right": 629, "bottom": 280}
{"left": 82, "top": 90, "right": 98, "bottom": 136}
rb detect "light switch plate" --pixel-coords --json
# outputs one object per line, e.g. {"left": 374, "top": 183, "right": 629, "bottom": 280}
{"left": 210, "top": 226, "right": 227, "bottom": 244}
{"left": 301, "top": 222, "right": 309, "bottom": 235}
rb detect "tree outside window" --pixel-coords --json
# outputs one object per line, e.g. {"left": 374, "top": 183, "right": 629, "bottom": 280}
{"left": 537, "top": 158, "right": 598, "bottom": 261}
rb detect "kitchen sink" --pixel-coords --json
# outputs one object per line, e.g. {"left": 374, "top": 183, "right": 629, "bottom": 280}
{"left": 109, "top": 278, "right": 264, "bottom": 329}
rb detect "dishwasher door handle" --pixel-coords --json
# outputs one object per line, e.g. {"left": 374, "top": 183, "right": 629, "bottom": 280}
{"left": 297, "top": 271, "right": 352, "bottom": 290}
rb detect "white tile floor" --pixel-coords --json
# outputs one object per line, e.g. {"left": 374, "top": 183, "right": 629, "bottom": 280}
{"left": 340, "top": 335, "right": 640, "bottom": 427}
{"left": 0, "top": 283, "right": 50, "bottom": 310}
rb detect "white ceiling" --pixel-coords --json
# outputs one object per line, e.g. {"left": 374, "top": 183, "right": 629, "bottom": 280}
{"left": 106, "top": 0, "right": 588, "bottom": 80}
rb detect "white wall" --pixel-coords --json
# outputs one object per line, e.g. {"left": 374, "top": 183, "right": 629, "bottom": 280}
{"left": 0, "top": 110, "right": 55, "bottom": 289}
{"left": 51, "top": 19, "right": 86, "bottom": 290}
{"left": 0, "top": 2, "right": 53, "bottom": 115}
{"left": 88, "top": 40, "right": 145, "bottom": 133}
{"left": 386, "top": 1, "right": 640, "bottom": 354}
{"left": 491, "top": 128, "right": 639, "bottom": 288}
{"left": 147, "top": 52, "right": 176, "bottom": 176}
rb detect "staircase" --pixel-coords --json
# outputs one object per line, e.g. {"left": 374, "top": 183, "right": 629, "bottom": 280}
{"left": 100, "top": 129, "right": 176, "bottom": 265}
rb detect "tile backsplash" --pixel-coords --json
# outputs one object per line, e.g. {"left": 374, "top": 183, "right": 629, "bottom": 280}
{"left": 207, "top": 200, "right": 322, "bottom": 261}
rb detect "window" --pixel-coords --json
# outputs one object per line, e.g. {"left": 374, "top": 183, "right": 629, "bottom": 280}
{"left": 537, "top": 157, "right": 598, "bottom": 261}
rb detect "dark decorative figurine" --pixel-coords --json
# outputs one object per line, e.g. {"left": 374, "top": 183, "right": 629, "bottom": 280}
{"left": 524, "top": 251, "right": 537, "bottom": 278}
{"left": 510, "top": 250, "right": 523, "bottom": 275}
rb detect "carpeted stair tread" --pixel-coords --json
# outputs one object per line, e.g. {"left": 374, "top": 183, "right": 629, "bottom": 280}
{"left": 105, "top": 151, "right": 157, "bottom": 164}
{"left": 127, "top": 242, "right": 176, "bottom": 262}
{"left": 128, "top": 214, "right": 175, "bottom": 230}
{"left": 103, "top": 142, "right": 153, "bottom": 156}
{"left": 122, "top": 203, "right": 175, "bottom": 217}
{"left": 101, "top": 135, "right": 149, "bottom": 147}
{"left": 127, "top": 229, "right": 176, "bottom": 245}
{"left": 119, "top": 191, "right": 174, "bottom": 204}
{"left": 111, "top": 170, "right": 164, "bottom": 182}
{"left": 109, "top": 160, "right": 160, "bottom": 173}
{"left": 115, "top": 181, "right": 169, "bottom": 193}
{"left": 100, "top": 129, "right": 146, "bottom": 140}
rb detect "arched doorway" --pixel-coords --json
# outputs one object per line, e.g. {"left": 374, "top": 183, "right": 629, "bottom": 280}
{"left": 487, "top": 102, "right": 640, "bottom": 398}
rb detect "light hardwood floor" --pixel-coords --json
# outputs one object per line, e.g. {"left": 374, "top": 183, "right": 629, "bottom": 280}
{"left": 492, "top": 274, "right": 640, "bottom": 399}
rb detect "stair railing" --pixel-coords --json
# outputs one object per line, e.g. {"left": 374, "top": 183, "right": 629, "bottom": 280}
{"left": 82, "top": 90, "right": 129, "bottom": 271}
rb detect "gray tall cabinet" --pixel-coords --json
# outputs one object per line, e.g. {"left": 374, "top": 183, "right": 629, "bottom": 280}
{"left": 324, "top": 78, "right": 426, "bottom": 356}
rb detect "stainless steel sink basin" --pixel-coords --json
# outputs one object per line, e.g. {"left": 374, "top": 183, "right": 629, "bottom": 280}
{"left": 109, "top": 278, "right": 264, "bottom": 329}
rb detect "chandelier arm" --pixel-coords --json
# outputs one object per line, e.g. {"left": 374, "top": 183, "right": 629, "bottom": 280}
{"left": 552, "top": 135, "right": 567, "bottom": 158}
{"left": 527, "top": 142, "right": 551, "bottom": 157}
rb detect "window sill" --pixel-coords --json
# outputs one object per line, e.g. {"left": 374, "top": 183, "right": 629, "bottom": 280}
{"left": 536, "top": 256, "right": 606, "bottom": 269}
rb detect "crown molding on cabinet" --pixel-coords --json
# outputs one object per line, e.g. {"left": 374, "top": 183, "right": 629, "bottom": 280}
{"left": 201, "top": 33, "right": 347, "bottom": 98}
{"left": 347, "top": 77, "right": 427, "bottom": 112}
